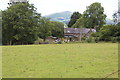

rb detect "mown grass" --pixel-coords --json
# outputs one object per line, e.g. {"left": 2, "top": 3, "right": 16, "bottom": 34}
{"left": 2, "top": 43, "right": 118, "bottom": 78}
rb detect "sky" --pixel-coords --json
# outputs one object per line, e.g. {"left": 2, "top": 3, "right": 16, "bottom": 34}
{"left": 0, "top": 0, "right": 118, "bottom": 19}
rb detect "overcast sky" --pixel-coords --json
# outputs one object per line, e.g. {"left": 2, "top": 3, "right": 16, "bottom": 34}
{"left": 0, "top": 0, "right": 118, "bottom": 19}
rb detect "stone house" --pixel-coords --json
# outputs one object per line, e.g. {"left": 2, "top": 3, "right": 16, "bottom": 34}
{"left": 64, "top": 28, "right": 96, "bottom": 41}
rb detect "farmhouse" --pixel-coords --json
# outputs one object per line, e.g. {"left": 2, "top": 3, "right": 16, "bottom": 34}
{"left": 46, "top": 28, "right": 96, "bottom": 42}
{"left": 64, "top": 28, "right": 96, "bottom": 41}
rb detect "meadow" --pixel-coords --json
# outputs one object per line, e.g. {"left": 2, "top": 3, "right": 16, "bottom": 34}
{"left": 2, "top": 43, "right": 118, "bottom": 78}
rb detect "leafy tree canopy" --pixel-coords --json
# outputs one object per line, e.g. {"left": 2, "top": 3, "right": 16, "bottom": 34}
{"left": 83, "top": 2, "right": 106, "bottom": 30}
{"left": 2, "top": 2, "right": 41, "bottom": 45}
{"left": 51, "top": 21, "right": 64, "bottom": 38}
{"left": 38, "top": 17, "right": 53, "bottom": 42}
{"left": 68, "top": 12, "right": 81, "bottom": 27}
{"left": 72, "top": 16, "right": 85, "bottom": 28}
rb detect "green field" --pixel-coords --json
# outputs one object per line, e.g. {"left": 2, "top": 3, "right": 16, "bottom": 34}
{"left": 2, "top": 43, "right": 118, "bottom": 78}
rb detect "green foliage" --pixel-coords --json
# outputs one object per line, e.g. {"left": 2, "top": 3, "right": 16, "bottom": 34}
{"left": 57, "top": 41, "right": 63, "bottom": 44}
{"left": 2, "top": 2, "right": 41, "bottom": 45}
{"left": 2, "top": 2, "right": 65, "bottom": 45}
{"left": 38, "top": 19, "right": 64, "bottom": 42}
{"left": 83, "top": 2, "right": 106, "bottom": 30}
{"left": 116, "top": 23, "right": 120, "bottom": 42}
{"left": 81, "top": 37, "right": 86, "bottom": 41}
{"left": 51, "top": 21, "right": 64, "bottom": 38}
{"left": 117, "top": 22, "right": 120, "bottom": 26}
{"left": 68, "top": 12, "right": 81, "bottom": 27}
{"left": 72, "top": 2, "right": 106, "bottom": 30}
{"left": 72, "top": 16, "right": 85, "bottom": 28}
{"left": 111, "top": 37, "right": 118, "bottom": 43}
{"left": 0, "top": 11, "right": 2, "bottom": 45}
{"left": 91, "top": 24, "right": 119, "bottom": 42}
{"left": 112, "top": 12, "right": 118, "bottom": 24}
{"left": 91, "top": 32, "right": 99, "bottom": 37}
{"left": 38, "top": 17, "right": 52, "bottom": 42}
{"left": 86, "top": 37, "right": 92, "bottom": 43}
{"left": 99, "top": 25, "right": 118, "bottom": 41}
{"left": 34, "top": 38, "right": 43, "bottom": 44}
{"left": 90, "top": 32, "right": 100, "bottom": 43}
{"left": 81, "top": 37, "right": 96, "bottom": 43}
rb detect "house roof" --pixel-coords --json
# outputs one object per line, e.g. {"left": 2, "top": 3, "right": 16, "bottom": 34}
{"left": 64, "top": 28, "right": 96, "bottom": 34}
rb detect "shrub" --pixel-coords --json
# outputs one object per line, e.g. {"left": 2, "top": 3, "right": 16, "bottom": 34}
{"left": 89, "top": 32, "right": 100, "bottom": 43}
{"left": 81, "top": 37, "right": 86, "bottom": 41}
{"left": 94, "top": 37, "right": 99, "bottom": 43}
{"left": 86, "top": 37, "right": 99, "bottom": 43}
{"left": 87, "top": 37, "right": 92, "bottom": 43}
{"left": 111, "top": 37, "right": 118, "bottom": 43}
{"left": 57, "top": 41, "right": 63, "bottom": 44}
{"left": 117, "top": 37, "right": 120, "bottom": 43}
{"left": 34, "top": 38, "right": 43, "bottom": 44}
{"left": 86, "top": 38, "right": 91, "bottom": 43}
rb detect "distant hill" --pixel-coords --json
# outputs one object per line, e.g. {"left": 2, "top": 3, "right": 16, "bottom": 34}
{"left": 44, "top": 11, "right": 115, "bottom": 25}
{"left": 44, "top": 11, "right": 72, "bottom": 24}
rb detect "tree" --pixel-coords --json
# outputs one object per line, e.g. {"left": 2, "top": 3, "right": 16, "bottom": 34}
{"left": 72, "top": 16, "right": 85, "bottom": 28}
{"left": 2, "top": 2, "right": 41, "bottom": 45}
{"left": 116, "top": 22, "right": 120, "bottom": 42}
{"left": 112, "top": 12, "right": 120, "bottom": 42}
{"left": 38, "top": 17, "right": 52, "bottom": 42}
{"left": 112, "top": 12, "right": 118, "bottom": 24}
{"left": 0, "top": 11, "right": 2, "bottom": 45}
{"left": 99, "top": 25, "right": 118, "bottom": 41}
{"left": 112, "top": 11, "right": 120, "bottom": 25}
{"left": 83, "top": 2, "right": 106, "bottom": 31}
{"left": 68, "top": 12, "right": 81, "bottom": 27}
{"left": 51, "top": 21, "right": 64, "bottom": 38}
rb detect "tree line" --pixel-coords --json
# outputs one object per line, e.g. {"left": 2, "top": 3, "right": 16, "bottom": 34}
{"left": 2, "top": 2, "right": 120, "bottom": 45}
{"left": 2, "top": 2, "right": 64, "bottom": 45}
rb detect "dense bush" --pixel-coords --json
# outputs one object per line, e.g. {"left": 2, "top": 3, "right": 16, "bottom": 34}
{"left": 57, "top": 41, "right": 63, "bottom": 44}
{"left": 81, "top": 37, "right": 86, "bottom": 42}
{"left": 111, "top": 37, "right": 117, "bottom": 43}
{"left": 81, "top": 37, "right": 96, "bottom": 43}
{"left": 34, "top": 38, "right": 43, "bottom": 44}
{"left": 90, "top": 24, "right": 119, "bottom": 43}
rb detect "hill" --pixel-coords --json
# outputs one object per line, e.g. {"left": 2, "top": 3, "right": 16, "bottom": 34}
{"left": 44, "top": 11, "right": 72, "bottom": 24}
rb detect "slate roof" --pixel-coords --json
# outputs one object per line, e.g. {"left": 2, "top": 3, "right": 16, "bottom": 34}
{"left": 64, "top": 28, "right": 96, "bottom": 34}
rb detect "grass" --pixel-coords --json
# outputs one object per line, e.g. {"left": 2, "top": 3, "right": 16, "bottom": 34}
{"left": 2, "top": 43, "right": 118, "bottom": 78}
